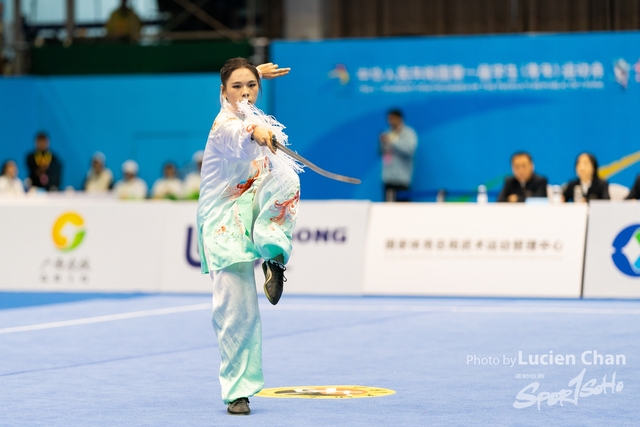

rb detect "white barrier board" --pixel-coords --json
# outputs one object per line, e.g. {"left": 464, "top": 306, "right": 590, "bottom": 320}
{"left": 0, "top": 199, "right": 167, "bottom": 292}
{"left": 161, "top": 200, "right": 369, "bottom": 295}
{"left": 0, "top": 199, "right": 369, "bottom": 295}
{"left": 362, "top": 204, "right": 588, "bottom": 297}
{"left": 262, "top": 200, "right": 369, "bottom": 295}
{"left": 583, "top": 201, "right": 640, "bottom": 298}
{"left": 159, "top": 202, "right": 211, "bottom": 292}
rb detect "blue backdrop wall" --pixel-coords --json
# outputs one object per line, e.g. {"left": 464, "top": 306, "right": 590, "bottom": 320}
{"left": 2, "top": 32, "right": 640, "bottom": 200}
{"left": 272, "top": 32, "right": 640, "bottom": 200}
{"left": 0, "top": 74, "right": 271, "bottom": 190}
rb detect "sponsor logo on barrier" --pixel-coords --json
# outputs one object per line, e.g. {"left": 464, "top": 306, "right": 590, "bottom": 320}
{"left": 185, "top": 226, "right": 200, "bottom": 268}
{"left": 293, "top": 227, "right": 347, "bottom": 243}
{"left": 52, "top": 212, "right": 86, "bottom": 252}
{"left": 612, "top": 224, "right": 640, "bottom": 277}
{"left": 40, "top": 212, "right": 90, "bottom": 284}
{"left": 258, "top": 385, "right": 394, "bottom": 399}
{"left": 184, "top": 226, "right": 349, "bottom": 269}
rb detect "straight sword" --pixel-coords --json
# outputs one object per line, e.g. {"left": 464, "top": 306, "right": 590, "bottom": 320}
{"left": 272, "top": 136, "right": 361, "bottom": 185}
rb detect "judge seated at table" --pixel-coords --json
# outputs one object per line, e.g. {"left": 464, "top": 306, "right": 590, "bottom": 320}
{"left": 563, "top": 152, "right": 609, "bottom": 202}
{"left": 625, "top": 175, "right": 640, "bottom": 200}
{"left": 497, "top": 152, "right": 548, "bottom": 203}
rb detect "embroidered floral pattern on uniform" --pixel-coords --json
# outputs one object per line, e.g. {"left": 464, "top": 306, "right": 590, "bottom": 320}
{"left": 269, "top": 190, "right": 300, "bottom": 225}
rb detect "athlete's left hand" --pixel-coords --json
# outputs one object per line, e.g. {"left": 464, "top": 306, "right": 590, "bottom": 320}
{"left": 257, "top": 63, "right": 290, "bottom": 79}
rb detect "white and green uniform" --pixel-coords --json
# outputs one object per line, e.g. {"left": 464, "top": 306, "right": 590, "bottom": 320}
{"left": 197, "top": 98, "right": 300, "bottom": 404}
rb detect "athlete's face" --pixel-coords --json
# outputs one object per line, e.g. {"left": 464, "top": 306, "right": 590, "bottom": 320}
{"left": 222, "top": 68, "right": 259, "bottom": 109}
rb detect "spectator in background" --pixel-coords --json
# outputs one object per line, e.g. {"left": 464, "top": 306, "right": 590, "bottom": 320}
{"left": 497, "top": 152, "right": 548, "bottom": 202}
{"left": 151, "top": 162, "right": 184, "bottom": 200}
{"left": 114, "top": 160, "right": 147, "bottom": 200}
{"left": 0, "top": 160, "right": 26, "bottom": 196}
{"left": 105, "top": 0, "right": 142, "bottom": 41}
{"left": 563, "top": 153, "right": 610, "bottom": 202}
{"left": 379, "top": 109, "right": 418, "bottom": 202}
{"left": 184, "top": 150, "right": 204, "bottom": 200}
{"left": 25, "top": 132, "right": 62, "bottom": 191}
{"left": 84, "top": 152, "right": 114, "bottom": 193}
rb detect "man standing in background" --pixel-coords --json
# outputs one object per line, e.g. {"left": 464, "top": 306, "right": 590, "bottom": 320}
{"left": 25, "top": 132, "right": 63, "bottom": 192}
{"left": 379, "top": 109, "right": 418, "bottom": 202}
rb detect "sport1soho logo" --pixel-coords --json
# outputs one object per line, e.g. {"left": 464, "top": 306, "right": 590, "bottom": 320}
{"left": 612, "top": 224, "right": 640, "bottom": 277}
{"left": 512, "top": 350, "right": 626, "bottom": 410}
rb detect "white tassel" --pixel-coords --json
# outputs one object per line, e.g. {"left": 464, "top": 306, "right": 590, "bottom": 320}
{"left": 234, "top": 100, "right": 304, "bottom": 187}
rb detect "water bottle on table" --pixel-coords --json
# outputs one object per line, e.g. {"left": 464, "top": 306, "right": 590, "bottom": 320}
{"left": 573, "top": 185, "right": 584, "bottom": 203}
{"left": 477, "top": 185, "right": 488, "bottom": 204}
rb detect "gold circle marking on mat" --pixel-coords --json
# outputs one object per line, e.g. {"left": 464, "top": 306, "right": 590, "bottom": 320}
{"left": 257, "top": 385, "right": 395, "bottom": 399}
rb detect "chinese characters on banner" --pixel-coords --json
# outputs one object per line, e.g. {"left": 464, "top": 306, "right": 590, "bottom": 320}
{"left": 39, "top": 257, "right": 91, "bottom": 284}
{"left": 356, "top": 62, "right": 606, "bottom": 93}
{"left": 385, "top": 238, "right": 563, "bottom": 258}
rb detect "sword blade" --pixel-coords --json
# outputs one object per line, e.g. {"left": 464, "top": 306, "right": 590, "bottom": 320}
{"left": 274, "top": 142, "right": 361, "bottom": 185}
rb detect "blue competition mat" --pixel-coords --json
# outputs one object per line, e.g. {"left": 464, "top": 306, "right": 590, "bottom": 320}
{"left": 1, "top": 293, "right": 638, "bottom": 426}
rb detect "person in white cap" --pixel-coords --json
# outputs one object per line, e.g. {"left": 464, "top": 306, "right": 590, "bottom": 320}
{"left": 84, "top": 152, "right": 114, "bottom": 193}
{"left": 151, "top": 161, "right": 184, "bottom": 200}
{"left": 0, "top": 160, "right": 26, "bottom": 197}
{"left": 114, "top": 160, "right": 148, "bottom": 199}
{"left": 184, "top": 150, "right": 204, "bottom": 200}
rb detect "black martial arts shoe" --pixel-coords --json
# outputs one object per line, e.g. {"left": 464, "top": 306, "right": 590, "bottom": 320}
{"left": 227, "top": 398, "right": 250, "bottom": 415}
{"left": 263, "top": 255, "right": 287, "bottom": 305}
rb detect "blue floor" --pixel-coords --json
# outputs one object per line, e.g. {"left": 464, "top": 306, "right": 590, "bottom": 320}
{"left": 0, "top": 292, "right": 150, "bottom": 310}
{"left": 1, "top": 293, "right": 639, "bottom": 426}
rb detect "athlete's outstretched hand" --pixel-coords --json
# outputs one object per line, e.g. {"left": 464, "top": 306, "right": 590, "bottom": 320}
{"left": 257, "top": 63, "right": 290, "bottom": 79}
{"left": 252, "top": 126, "right": 277, "bottom": 154}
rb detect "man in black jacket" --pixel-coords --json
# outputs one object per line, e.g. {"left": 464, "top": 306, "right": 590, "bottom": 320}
{"left": 25, "top": 132, "right": 63, "bottom": 191}
{"left": 497, "top": 152, "right": 548, "bottom": 203}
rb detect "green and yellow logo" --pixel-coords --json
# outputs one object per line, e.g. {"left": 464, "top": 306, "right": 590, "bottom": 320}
{"left": 52, "top": 212, "right": 86, "bottom": 252}
{"left": 258, "top": 385, "right": 395, "bottom": 399}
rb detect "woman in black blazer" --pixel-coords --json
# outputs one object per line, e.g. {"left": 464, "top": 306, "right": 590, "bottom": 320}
{"left": 625, "top": 175, "right": 640, "bottom": 200}
{"left": 563, "top": 153, "right": 610, "bottom": 202}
